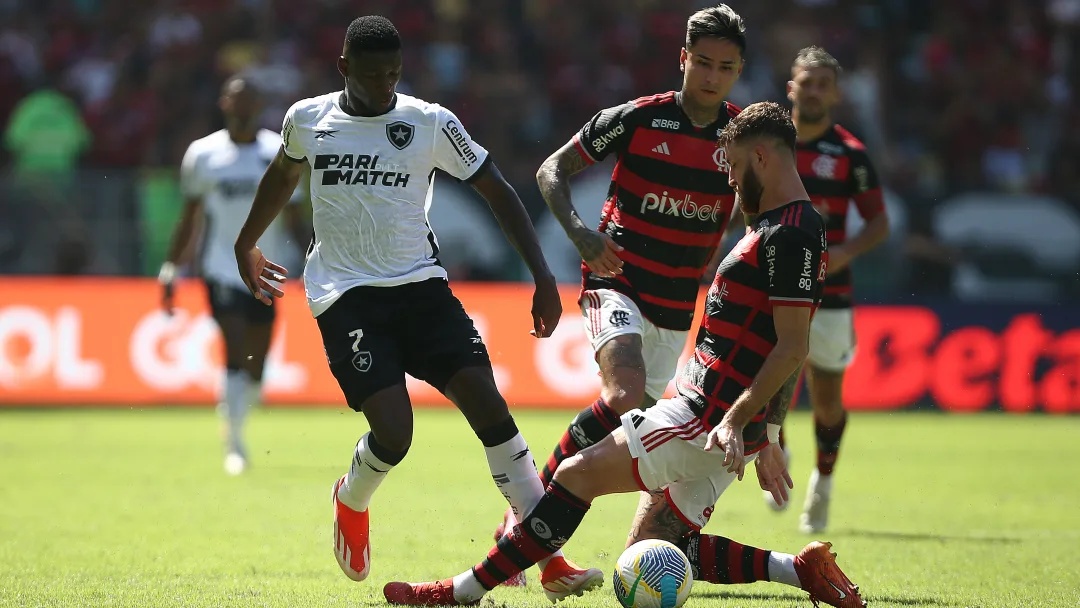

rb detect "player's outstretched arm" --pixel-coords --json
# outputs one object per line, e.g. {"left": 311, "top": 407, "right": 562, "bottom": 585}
{"left": 706, "top": 305, "right": 810, "bottom": 478}
{"left": 722, "top": 306, "right": 810, "bottom": 429}
{"left": 158, "top": 196, "right": 203, "bottom": 314}
{"left": 536, "top": 140, "right": 623, "bottom": 277}
{"left": 470, "top": 160, "right": 562, "bottom": 337}
{"left": 234, "top": 146, "right": 303, "bottom": 304}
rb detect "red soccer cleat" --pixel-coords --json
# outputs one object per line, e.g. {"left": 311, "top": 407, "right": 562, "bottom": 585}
{"left": 539, "top": 555, "right": 604, "bottom": 603}
{"left": 493, "top": 507, "right": 527, "bottom": 587}
{"left": 383, "top": 579, "right": 479, "bottom": 606}
{"left": 332, "top": 475, "right": 370, "bottom": 581}
{"left": 793, "top": 541, "right": 867, "bottom": 608}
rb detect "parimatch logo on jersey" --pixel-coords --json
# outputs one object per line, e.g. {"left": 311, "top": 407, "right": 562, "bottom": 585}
{"left": 313, "top": 153, "right": 411, "bottom": 187}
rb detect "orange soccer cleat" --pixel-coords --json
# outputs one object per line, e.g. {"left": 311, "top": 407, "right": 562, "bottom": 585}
{"left": 793, "top": 541, "right": 867, "bottom": 608}
{"left": 383, "top": 579, "right": 479, "bottom": 606}
{"left": 332, "top": 475, "right": 371, "bottom": 581}
{"left": 539, "top": 555, "right": 604, "bottom": 603}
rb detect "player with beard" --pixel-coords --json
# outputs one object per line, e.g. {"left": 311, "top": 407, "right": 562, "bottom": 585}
{"left": 491, "top": 6, "right": 746, "bottom": 592}
{"left": 384, "top": 102, "right": 866, "bottom": 608}
{"left": 159, "top": 76, "right": 308, "bottom": 475}
{"left": 758, "top": 47, "right": 889, "bottom": 533}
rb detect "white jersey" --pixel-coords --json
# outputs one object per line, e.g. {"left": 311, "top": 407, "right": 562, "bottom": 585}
{"left": 281, "top": 91, "right": 490, "bottom": 317}
{"left": 180, "top": 129, "right": 299, "bottom": 289}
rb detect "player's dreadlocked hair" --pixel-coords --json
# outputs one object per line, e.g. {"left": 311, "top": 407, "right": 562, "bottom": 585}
{"left": 792, "top": 45, "right": 843, "bottom": 76}
{"left": 717, "top": 101, "right": 797, "bottom": 153}
{"left": 686, "top": 4, "right": 746, "bottom": 54}
{"left": 344, "top": 15, "right": 401, "bottom": 57}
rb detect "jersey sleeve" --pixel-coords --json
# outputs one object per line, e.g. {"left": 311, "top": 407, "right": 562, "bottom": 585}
{"left": 281, "top": 103, "right": 307, "bottom": 162}
{"left": 433, "top": 106, "right": 490, "bottom": 182}
{"left": 573, "top": 102, "right": 635, "bottom": 164}
{"left": 763, "top": 226, "right": 825, "bottom": 307}
{"left": 179, "top": 142, "right": 209, "bottom": 199}
{"left": 847, "top": 148, "right": 885, "bottom": 219}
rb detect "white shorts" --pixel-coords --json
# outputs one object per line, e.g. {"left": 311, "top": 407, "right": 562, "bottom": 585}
{"left": 581, "top": 289, "right": 688, "bottom": 400}
{"left": 621, "top": 398, "right": 758, "bottom": 531}
{"left": 807, "top": 308, "right": 856, "bottom": 373}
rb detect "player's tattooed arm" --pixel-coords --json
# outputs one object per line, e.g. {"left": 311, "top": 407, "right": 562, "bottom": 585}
{"left": 627, "top": 490, "right": 693, "bottom": 546}
{"left": 766, "top": 370, "right": 800, "bottom": 426}
{"left": 536, "top": 140, "right": 591, "bottom": 238}
{"left": 537, "top": 140, "right": 624, "bottom": 276}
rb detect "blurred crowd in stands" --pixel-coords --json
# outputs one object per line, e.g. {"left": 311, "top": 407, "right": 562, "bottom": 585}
{"left": 2, "top": 0, "right": 1079, "bottom": 301}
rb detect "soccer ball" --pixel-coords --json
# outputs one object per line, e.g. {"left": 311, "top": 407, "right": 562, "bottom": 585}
{"left": 612, "top": 539, "right": 693, "bottom": 608}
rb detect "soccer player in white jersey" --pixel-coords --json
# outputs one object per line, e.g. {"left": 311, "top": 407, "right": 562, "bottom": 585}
{"left": 159, "top": 76, "right": 307, "bottom": 476}
{"left": 232, "top": 16, "right": 602, "bottom": 597}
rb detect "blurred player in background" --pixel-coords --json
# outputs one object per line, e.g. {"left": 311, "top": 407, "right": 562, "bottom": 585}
{"left": 385, "top": 102, "right": 866, "bottom": 608}
{"left": 493, "top": 6, "right": 747, "bottom": 580}
{"left": 159, "top": 76, "right": 308, "bottom": 476}
{"left": 761, "top": 46, "right": 890, "bottom": 532}
{"left": 232, "top": 16, "right": 600, "bottom": 597}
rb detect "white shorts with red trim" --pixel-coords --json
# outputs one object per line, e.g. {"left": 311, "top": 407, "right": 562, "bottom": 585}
{"left": 807, "top": 308, "right": 856, "bottom": 372}
{"left": 581, "top": 289, "right": 689, "bottom": 399}
{"left": 621, "top": 398, "right": 758, "bottom": 530}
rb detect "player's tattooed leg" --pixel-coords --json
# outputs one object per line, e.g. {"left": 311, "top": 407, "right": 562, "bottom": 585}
{"left": 626, "top": 490, "right": 693, "bottom": 547}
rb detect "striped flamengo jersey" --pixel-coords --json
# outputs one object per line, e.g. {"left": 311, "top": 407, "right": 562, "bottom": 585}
{"left": 796, "top": 124, "right": 884, "bottom": 309}
{"left": 676, "top": 200, "right": 827, "bottom": 453}
{"left": 572, "top": 91, "right": 740, "bottom": 331}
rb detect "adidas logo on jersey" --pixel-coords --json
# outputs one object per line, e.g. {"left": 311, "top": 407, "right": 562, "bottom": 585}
{"left": 313, "top": 153, "right": 411, "bottom": 187}
{"left": 651, "top": 142, "right": 671, "bottom": 155}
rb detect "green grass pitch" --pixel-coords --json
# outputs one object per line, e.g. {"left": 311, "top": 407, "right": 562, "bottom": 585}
{"left": 1, "top": 408, "right": 1077, "bottom": 607}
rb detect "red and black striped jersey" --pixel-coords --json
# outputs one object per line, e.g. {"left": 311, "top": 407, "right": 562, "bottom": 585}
{"left": 572, "top": 91, "right": 739, "bottom": 331}
{"left": 676, "top": 200, "right": 827, "bottom": 453}
{"left": 796, "top": 124, "right": 883, "bottom": 308}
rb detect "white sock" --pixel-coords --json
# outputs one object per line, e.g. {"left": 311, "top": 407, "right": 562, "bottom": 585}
{"left": 768, "top": 552, "right": 800, "bottom": 587}
{"left": 221, "top": 369, "right": 250, "bottom": 456}
{"left": 484, "top": 433, "right": 562, "bottom": 568}
{"left": 452, "top": 570, "right": 487, "bottom": 603}
{"left": 809, "top": 469, "right": 833, "bottom": 496}
{"left": 338, "top": 433, "right": 395, "bottom": 512}
{"left": 245, "top": 379, "right": 263, "bottom": 409}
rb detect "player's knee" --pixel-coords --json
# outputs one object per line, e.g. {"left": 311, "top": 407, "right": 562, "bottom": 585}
{"left": 371, "top": 428, "right": 412, "bottom": 456}
{"left": 551, "top": 452, "right": 592, "bottom": 498}
{"left": 809, "top": 366, "right": 845, "bottom": 409}
{"left": 243, "top": 357, "right": 267, "bottom": 382}
{"left": 601, "top": 377, "right": 647, "bottom": 415}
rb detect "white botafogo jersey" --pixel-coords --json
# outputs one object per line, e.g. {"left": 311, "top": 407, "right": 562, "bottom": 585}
{"left": 180, "top": 129, "right": 299, "bottom": 289}
{"left": 281, "top": 91, "right": 490, "bottom": 316}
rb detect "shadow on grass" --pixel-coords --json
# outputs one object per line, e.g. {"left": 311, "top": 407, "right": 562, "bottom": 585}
{"left": 838, "top": 528, "right": 1022, "bottom": 545}
{"left": 692, "top": 588, "right": 959, "bottom": 606}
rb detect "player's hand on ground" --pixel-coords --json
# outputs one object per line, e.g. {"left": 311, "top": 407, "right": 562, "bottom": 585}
{"left": 755, "top": 443, "right": 794, "bottom": 507}
{"left": 572, "top": 228, "right": 623, "bottom": 277}
{"left": 530, "top": 274, "right": 563, "bottom": 338}
{"left": 704, "top": 421, "right": 746, "bottom": 480}
{"left": 235, "top": 245, "right": 287, "bottom": 306}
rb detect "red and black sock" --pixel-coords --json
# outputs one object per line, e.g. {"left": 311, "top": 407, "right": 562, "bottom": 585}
{"left": 814, "top": 412, "right": 847, "bottom": 476}
{"left": 471, "top": 481, "right": 591, "bottom": 590}
{"left": 539, "top": 398, "right": 620, "bottom": 486}
{"left": 679, "top": 532, "right": 772, "bottom": 584}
